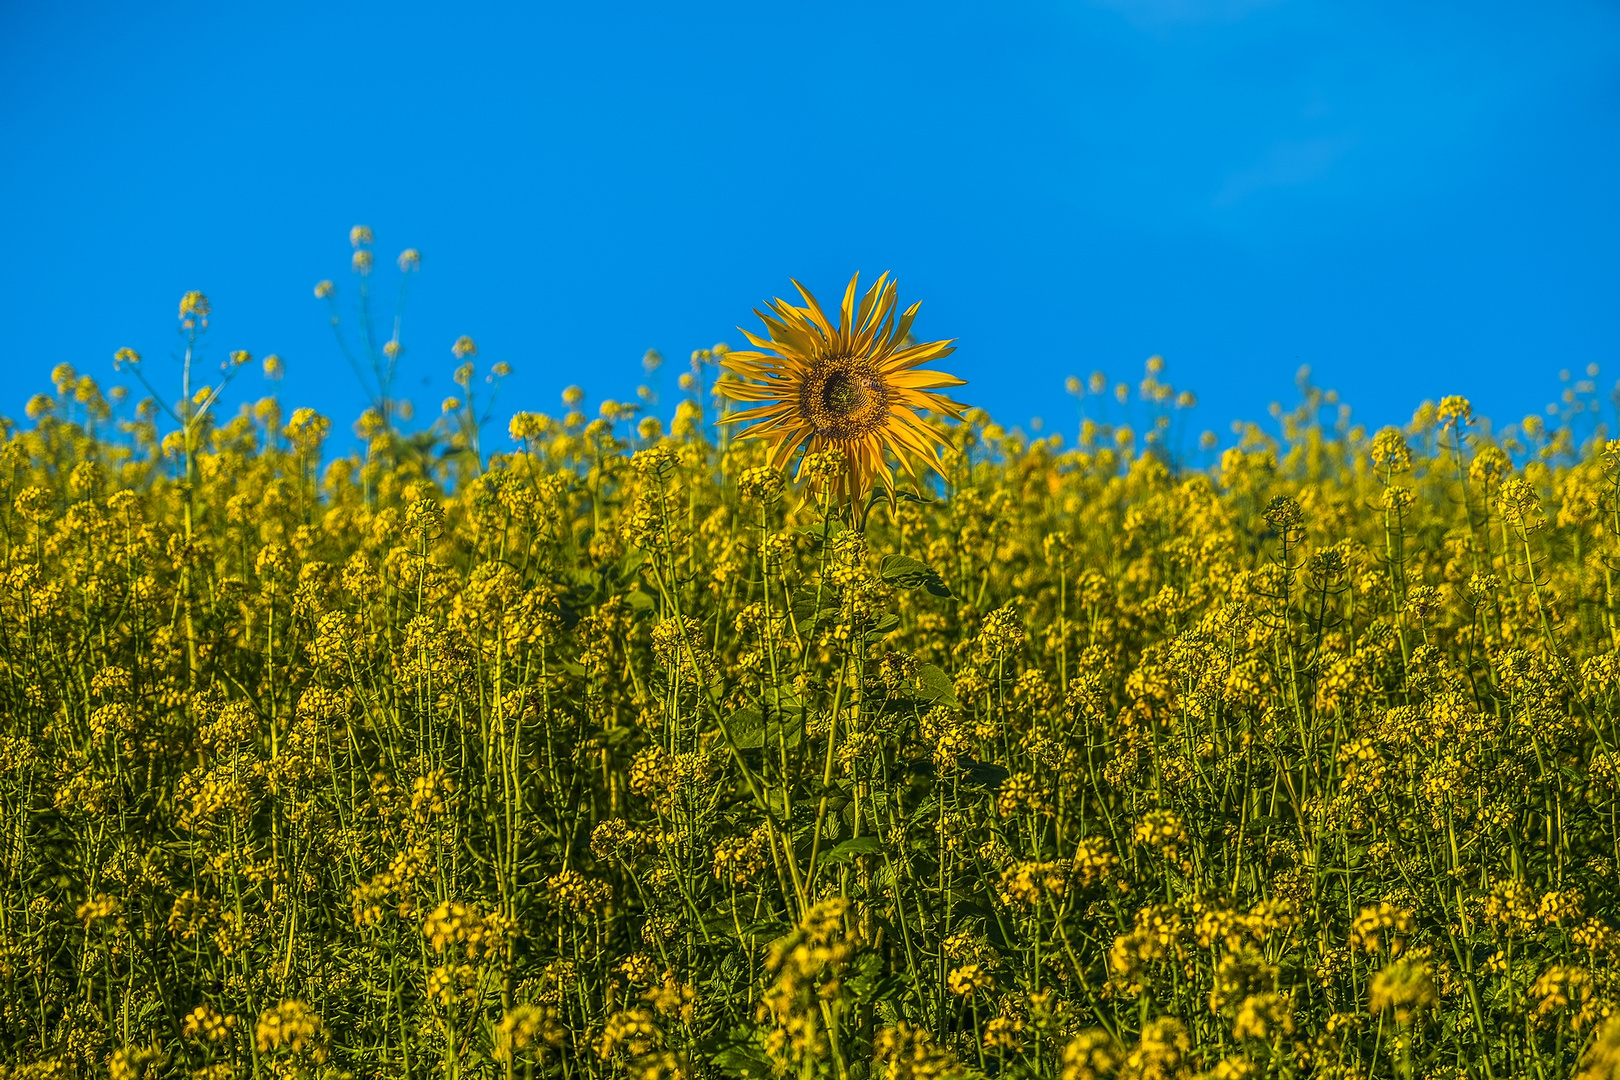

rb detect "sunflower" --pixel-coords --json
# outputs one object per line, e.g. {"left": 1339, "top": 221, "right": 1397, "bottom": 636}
{"left": 717, "top": 273, "right": 967, "bottom": 506}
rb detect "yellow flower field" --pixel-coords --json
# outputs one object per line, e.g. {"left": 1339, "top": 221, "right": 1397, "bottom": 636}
{"left": 5, "top": 281, "right": 1620, "bottom": 1080}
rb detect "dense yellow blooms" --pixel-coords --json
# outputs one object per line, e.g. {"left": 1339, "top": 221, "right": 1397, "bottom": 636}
{"left": 4, "top": 314, "right": 1620, "bottom": 1080}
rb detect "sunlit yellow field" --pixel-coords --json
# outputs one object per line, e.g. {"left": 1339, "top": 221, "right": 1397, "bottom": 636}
{"left": 7, "top": 279, "right": 1620, "bottom": 1080}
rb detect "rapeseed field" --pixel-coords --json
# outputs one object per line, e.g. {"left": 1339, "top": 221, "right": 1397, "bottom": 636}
{"left": 6, "top": 258, "right": 1620, "bottom": 1080}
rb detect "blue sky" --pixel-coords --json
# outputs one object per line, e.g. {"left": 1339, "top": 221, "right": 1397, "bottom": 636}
{"left": 2, "top": 0, "right": 1618, "bottom": 453}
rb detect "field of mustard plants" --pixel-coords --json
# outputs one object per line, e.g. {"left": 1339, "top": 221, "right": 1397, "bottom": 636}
{"left": 6, "top": 253, "right": 1620, "bottom": 1080}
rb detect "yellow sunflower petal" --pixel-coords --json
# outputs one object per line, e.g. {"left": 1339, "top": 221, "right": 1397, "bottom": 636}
{"left": 716, "top": 272, "right": 967, "bottom": 507}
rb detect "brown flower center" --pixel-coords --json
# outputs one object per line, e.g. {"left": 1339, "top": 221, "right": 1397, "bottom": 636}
{"left": 822, "top": 371, "right": 865, "bottom": 415}
{"left": 800, "top": 358, "right": 889, "bottom": 441}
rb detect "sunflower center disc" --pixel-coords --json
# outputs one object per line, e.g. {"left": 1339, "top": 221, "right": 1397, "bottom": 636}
{"left": 822, "top": 372, "right": 865, "bottom": 415}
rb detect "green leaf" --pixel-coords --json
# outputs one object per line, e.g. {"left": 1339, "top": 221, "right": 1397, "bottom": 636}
{"left": 796, "top": 517, "right": 848, "bottom": 543}
{"left": 864, "top": 611, "right": 901, "bottom": 644}
{"left": 879, "top": 554, "right": 931, "bottom": 586}
{"left": 821, "top": 836, "right": 883, "bottom": 865}
{"left": 879, "top": 554, "right": 955, "bottom": 599}
{"left": 710, "top": 1044, "right": 773, "bottom": 1079}
{"left": 726, "top": 707, "right": 765, "bottom": 749}
{"left": 959, "top": 758, "right": 1010, "bottom": 790}
{"left": 917, "top": 664, "right": 958, "bottom": 708}
{"left": 760, "top": 683, "right": 802, "bottom": 714}
{"left": 865, "top": 487, "right": 935, "bottom": 511}
{"left": 768, "top": 715, "right": 804, "bottom": 750}
{"left": 736, "top": 708, "right": 804, "bottom": 753}
{"left": 791, "top": 585, "right": 841, "bottom": 630}
{"left": 599, "top": 725, "right": 638, "bottom": 749}
{"left": 705, "top": 913, "right": 784, "bottom": 944}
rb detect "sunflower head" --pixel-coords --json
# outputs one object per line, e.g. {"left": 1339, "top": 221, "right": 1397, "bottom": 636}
{"left": 717, "top": 273, "right": 967, "bottom": 507}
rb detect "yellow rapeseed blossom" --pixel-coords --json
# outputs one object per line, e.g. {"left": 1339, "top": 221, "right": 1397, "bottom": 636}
{"left": 494, "top": 1004, "right": 564, "bottom": 1061}
{"left": 1367, "top": 960, "right": 1437, "bottom": 1026}
{"left": 1, "top": 277, "right": 1615, "bottom": 1078}
{"left": 178, "top": 290, "right": 210, "bottom": 319}
{"left": 1349, "top": 902, "right": 1413, "bottom": 955}
{"left": 1122, "top": 1016, "right": 1190, "bottom": 1080}
{"left": 180, "top": 1004, "right": 237, "bottom": 1042}
{"left": 1061, "top": 1028, "right": 1124, "bottom": 1080}
{"left": 1578, "top": 1016, "right": 1620, "bottom": 1080}
{"left": 254, "top": 999, "right": 328, "bottom": 1062}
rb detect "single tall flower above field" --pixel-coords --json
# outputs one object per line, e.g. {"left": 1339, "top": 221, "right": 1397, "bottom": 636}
{"left": 718, "top": 273, "right": 967, "bottom": 506}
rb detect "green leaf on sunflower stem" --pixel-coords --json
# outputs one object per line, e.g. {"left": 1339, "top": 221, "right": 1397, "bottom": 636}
{"left": 878, "top": 554, "right": 930, "bottom": 586}
{"left": 878, "top": 554, "right": 954, "bottom": 598}
{"left": 795, "top": 517, "right": 847, "bottom": 547}
{"left": 862, "top": 489, "right": 937, "bottom": 529}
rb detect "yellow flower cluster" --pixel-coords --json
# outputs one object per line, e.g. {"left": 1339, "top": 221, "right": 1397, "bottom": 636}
{"left": 420, "top": 899, "right": 513, "bottom": 959}
{"left": 253, "top": 999, "right": 328, "bottom": 1063}
{"left": 180, "top": 1005, "right": 236, "bottom": 1043}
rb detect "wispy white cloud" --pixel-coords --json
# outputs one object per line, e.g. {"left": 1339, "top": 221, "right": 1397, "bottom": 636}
{"left": 1212, "top": 135, "right": 1357, "bottom": 207}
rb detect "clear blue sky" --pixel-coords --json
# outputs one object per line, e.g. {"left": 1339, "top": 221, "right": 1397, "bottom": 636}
{"left": 3, "top": 0, "right": 1618, "bottom": 451}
